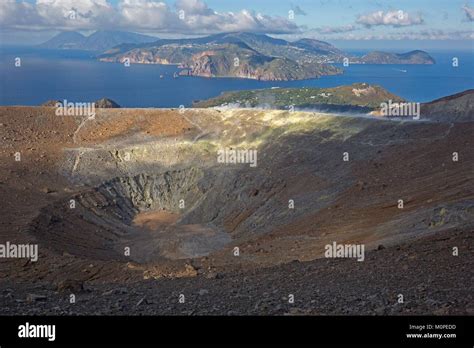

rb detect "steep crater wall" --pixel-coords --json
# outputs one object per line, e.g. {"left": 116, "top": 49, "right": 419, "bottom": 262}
{"left": 29, "top": 167, "right": 225, "bottom": 262}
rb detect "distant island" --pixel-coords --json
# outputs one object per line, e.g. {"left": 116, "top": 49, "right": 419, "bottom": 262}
{"left": 193, "top": 83, "right": 405, "bottom": 112}
{"left": 358, "top": 50, "right": 435, "bottom": 64}
{"left": 41, "top": 31, "right": 436, "bottom": 81}
{"left": 39, "top": 30, "right": 157, "bottom": 51}
{"left": 193, "top": 83, "right": 474, "bottom": 122}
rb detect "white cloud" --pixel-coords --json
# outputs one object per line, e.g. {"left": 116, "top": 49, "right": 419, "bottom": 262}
{"left": 0, "top": 0, "right": 42, "bottom": 28}
{"left": 462, "top": 4, "right": 474, "bottom": 21}
{"left": 0, "top": 0, "right": 300, "bottom": 34}
{"left": 356, "top": 10, "right": 424, "bottom": 28}
{"left": 175, "top": 0, "right": 213, "bottom": 16}
{"left": 119, "top": 0, "right": 181, "bottom": 31}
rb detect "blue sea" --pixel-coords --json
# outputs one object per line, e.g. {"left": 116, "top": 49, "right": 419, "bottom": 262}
{"left": 0, "top": 45, "right": 473, "bottom": 107}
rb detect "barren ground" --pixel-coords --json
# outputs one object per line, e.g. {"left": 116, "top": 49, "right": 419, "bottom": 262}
{"left": 0, "top": 106, "right": 472, "bottom": 315}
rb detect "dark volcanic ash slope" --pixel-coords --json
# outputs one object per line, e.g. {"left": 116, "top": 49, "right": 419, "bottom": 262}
{"left": 420, "top": 89, "right": 474, "bottom": 122}
{"left": 0, "top": 106, "right": 472, "bottom": 315}
{"left": 1, "top": 228, "right": 471, "bottom": 315}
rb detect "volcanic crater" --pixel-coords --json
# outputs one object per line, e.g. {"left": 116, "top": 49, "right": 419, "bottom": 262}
{"left": 0, "top": 105, "right": 472, "bottom": 315}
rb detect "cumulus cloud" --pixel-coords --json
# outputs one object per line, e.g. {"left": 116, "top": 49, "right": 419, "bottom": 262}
{"left": 119, "top": 0, "right": 181, "bottom": 31}
{"left": 462, "top": 4, "right": 474, "bottom": 21}
{"left": 0, "top": 0, "right": 44, "bottom": 27}
{"left": 356, "top": 10, "right": 424, "bottom": 27}
{"left": 175, "top": 0, "right": 213, "bottom": 16}
{"left": 0, "top": 0, "right": 300, "bottom": 34}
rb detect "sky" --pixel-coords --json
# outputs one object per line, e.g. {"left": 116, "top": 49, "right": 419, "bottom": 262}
{"left": 0, "top": 0, "right": 473, "bottom": 49}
